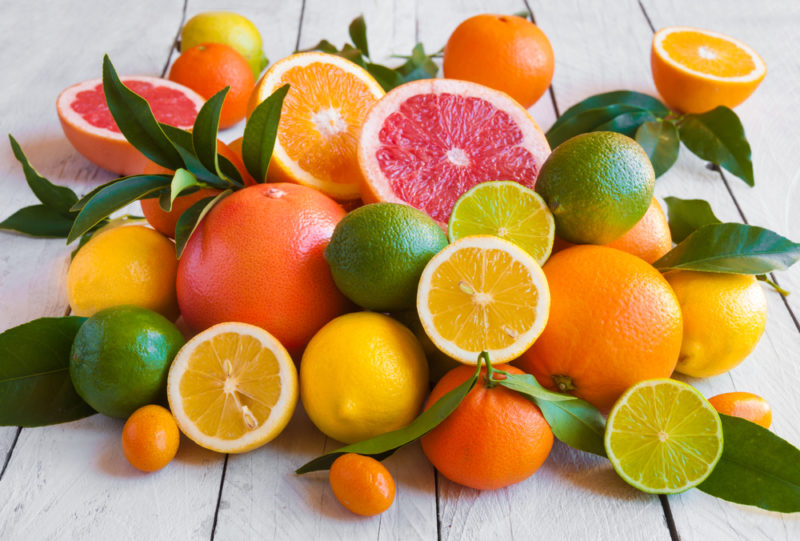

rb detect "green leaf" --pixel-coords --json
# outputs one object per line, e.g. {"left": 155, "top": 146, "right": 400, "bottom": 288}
{"left": 168, "top": 169, "right": 201, "bottom": 211}
{"left": 348, "top": 15, "right": 370, "bottom": 59}
{"left": 174, "top": 190, "right": 231, "bottom": 257}
{"left": 242, "top": 84, "right": 289, "bottom": 183}
{"left": 492, "top": 370, "right": 577, "bottom": 402}
{"left": 395, "top": 43, "right": 438, "bottom": 82}
{"left": 549, "top": 91, "right": 670, "bottom": 136}
{"left": 663, "top": 196, "right": 721, "bottom": 243}
{"left": 654, "top": 223, "right": 800, "bottom": 274}
{"left": 296, "top": 359, "right": 482, "bottom": 474}
{"left": 158, "top": 123, "right": 233, "bottom": 188}
{"left": 678, "top": 106, "right": 754, "bottom": 186}
{"left": 366, "top": 63, "right": 404, "bottom": 91}
{"left": 546, "top": 105, "right": 646, "bottom": 148}
{"left": 71, "top": 178, "right": 127, "bottom": 213}
{"left": 192, "top": 87, "right": 228, "bottom": 178}
{"left": 635, "top": 121, "right": 680, "bottom": 178}
{"left": 698, "top": 414, "right": 800, "bottom": 513}
{"left": 68, "top": 175, "right": 171, "bottom": 242}
{"left": 0, "top": 205, "right": 75, "bottom": 237}
{"left": 102, "top": 55, "right": 184, "bottom": 171}
{"left": 537, "top": 398, "right": 607, "bottom": 457}
{"left": 0, "top": 317, "right": 95, "bottom": 427}
{"left": 8, "top": 135, "right": 78, "bottom": 214}
{"left": 337, "top": 44, "right": 366, "bottom": 66}
{"left": 298, "top": 39, "right": 339, "bottom": 54}
{"left": 593, "top": 110, "right": 657, "bottom": 138}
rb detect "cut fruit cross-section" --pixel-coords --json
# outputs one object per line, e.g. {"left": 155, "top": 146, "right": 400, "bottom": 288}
{"left": 167, "top": 322, "right": 298, "bottom": 453}
{"left": 416, "top": 235, "right": 550, "bottom": 364}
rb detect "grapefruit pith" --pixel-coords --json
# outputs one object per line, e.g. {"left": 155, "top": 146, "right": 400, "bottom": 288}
{"left": 358, "top": 79, "right": 550, "bottom": 225}
{"left": 56, "top": 76, "right": 205, "bottom": 176}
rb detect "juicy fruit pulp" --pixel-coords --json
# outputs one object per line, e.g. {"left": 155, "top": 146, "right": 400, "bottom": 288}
{"left": 359, "top": 79, "right": 550, "bottom": 224}
{"left": 605, "top": 379, "right": 724, "bottom": 494}
{"left": 167, "top": 322, "right": 298, "bottom": 453}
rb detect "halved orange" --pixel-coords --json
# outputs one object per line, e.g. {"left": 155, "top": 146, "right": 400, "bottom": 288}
{"left": 167, "top": 322, "right": 298, "bottom": 453}
{"left": 248, "top": 52, "right": 384, "bottom": 200}
{"left": 651, "top": 26, "right": 766, "bottom": 113}
{"left": 416, "top": 235, "right": 550, "bottom": 364}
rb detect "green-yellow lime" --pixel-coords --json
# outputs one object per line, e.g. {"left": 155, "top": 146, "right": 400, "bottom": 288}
{"left": 448, "top": 180, "right": 555, "bottom": 265}
{"left": 535, "top": 131, "right": 655, "bottom": 244}
{"left": 181, "top": 11, "right": 268, "bottom": 78}
{"left": 604, "top": 378, "right": 723, "bottom": 494}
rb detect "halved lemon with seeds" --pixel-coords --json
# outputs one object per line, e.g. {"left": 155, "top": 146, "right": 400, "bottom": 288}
{"left": 167, "top": 322, "right": 298, "bottom": 453}
{"left": 605, "top": 378, "right": 724, "bottom": 494}
{"left": 416, "top": 235, "right": 550, "bottom": 364}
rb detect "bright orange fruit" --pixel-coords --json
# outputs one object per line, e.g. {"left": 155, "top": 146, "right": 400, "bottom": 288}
{"left": 329, "top": 454, "right": 396, "bottom": 516}
{"left": 708, "top": 391, "right": 772, "bottom": 429}
{"left": 121, "top": 404, "right": 180, "bottom": 472}
{"left": 607, "top": 197, "right": 672, "bottom": 264}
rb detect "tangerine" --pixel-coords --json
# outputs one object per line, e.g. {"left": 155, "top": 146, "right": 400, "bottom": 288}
{"left": 329, "top": 454, "right": 396, "bottom": 516}
{"left": 607, "top": 197, "right": 672, "bottom": 264}
{"left": 121, "top": 404, "right": 180, "bottom": 472}
{"left": 708, "top": 391, "right": 772, "bottom": 429}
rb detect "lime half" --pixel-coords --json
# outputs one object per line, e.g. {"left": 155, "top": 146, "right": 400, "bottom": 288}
{"left": 604, "top": 378, "right": 723, "bottom": 494}
{"left": 448, "top": 181, "right": 555, "bottom": 265}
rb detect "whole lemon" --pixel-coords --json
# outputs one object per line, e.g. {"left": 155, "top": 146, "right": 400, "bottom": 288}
{"left": 300, "top": 312, "right": 429, "bottom": 444}
{"left": 67, "top": 225, "right": 179, "bottom": 320}
{"left": 180, "top": 11, "right": 268, "bottom": 78}
{"left": 666, "top": 271, "right": 767, "bottom": 377}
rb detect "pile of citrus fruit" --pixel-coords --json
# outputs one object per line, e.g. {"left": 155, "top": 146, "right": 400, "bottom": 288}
{"left": 5, "top": 8, "right": 791, "bottom": 519}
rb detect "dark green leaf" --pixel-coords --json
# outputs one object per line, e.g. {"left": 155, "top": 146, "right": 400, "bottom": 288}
{"left": 593, "top": 110, "right": 657, "bottom": 138}
{"left": 159, "top": 123, "right": 194, "bottom": 149}
{"left": 538, "top": 398, "right": 607, "bottom": 456}
{"left": 242, "top": 84, "right": 289, "bottom": 183}
{"left": 549, "top": 91, "right": 670, "bottom": 136}
{"left": 395, "top": 43, "right": 438, "bottom": 82}
{"left": 296, "top": 360, "right": 482, "bottom": 474}
{"left": 102, "top": 55, "right": 184, "bottom": 171}
{"left": 168, "top": 169, "right": 201, "bottom": 210}
{"left": 546, "top": 105, "right": 646, "bottom": 148}
{"left": 192, "top": 88, "right": 228, "bottom": 177}
{"left": 337, "top": 44, "right": 366, "bottom": 67}
{"left": 68, "top": 175, "right": 171, "bottom": 242}
{"left": 654, "top": 223, "right": 800, "bottom": 274}
{"left": 8, "top": 135, "right": 78, "bottom": 214}
{"left": 492, "top": 370, "right": 576, "bottom": 402}
{"left": 678, "top": 106, "right": 754, "bottom": 186}
{"left": 366, "top": 63, "right": 404, "bottom": 91}
{"left": 0, "top": 317, "right": 95, "bottom": 427}
{"left": 0, "top": 205, "right": 75, "bottom": 237}
{"left": 218, "top": 155, "right": 243, "bottom": 184}
{"left": 636, "top": 121, "right": 680, "bottom": 177}
{"left": 298, "top": 39, "right": 339, "bottom": 54}
{"left": 158, "top": 123, "right": 233, "bottom": 188}
{"left": 663, "top": 196, "right": 721, "bottom": 243}
{"left": 698, "top": 414, "right": 800, "bottom": 513}
{"left": 71, "top": 177, "right": 127, "bottom": 213}
{"left": 174, "top": 190, "right": 231, "bottom": 257}
{"left": 348, "top": 15, "right": 370, "bottom": 59}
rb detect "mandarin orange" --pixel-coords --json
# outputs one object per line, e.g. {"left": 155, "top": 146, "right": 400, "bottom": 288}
{"left": 329, "top": 454, "right": 396, "bottom": 516}
{"left": 607, "top": 197, "right": 672, "bottom": 264}
{"left": 121, "top": 405, "right": 180, "bottom": 472}
{"left": 708, "top": 391, "right": 772, "bottom": 429}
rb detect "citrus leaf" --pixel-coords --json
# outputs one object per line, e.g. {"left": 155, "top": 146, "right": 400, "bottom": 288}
{"left": 549, "top": 91, "right": 670, "bottom": 136}
{"left": 0, "top": 205, "right": 75, "bottom": 238}
{"left": 68, "top": 175, "right": 171, "bottom": 242}
{"left": 663, "top": 196, "right": 721, "bottom": 243}
{"left": 168, "top": 169, "right": 201, "bottom": 210}
{"left": 678, "top": 106, "right": 754, "bottom": 186}
{"left": 298, "top": 39, "right": 339, "bottom": 54}
{"left": 348, "top": 15, "right": 370, "bottom": 59}
{"left": 546, "top": 104, "right": 647, "bottom": 148}
{"left": 296, "top": 359, "right": 482, "bottom": 474}
{"left": 698, "top": 414, "right": 800, "bottom": 512}
{"left": 492, "top": 370, "right": 577, "bottom": 402}
{"left": 242, "top": 84, "right": 289, "bottom": 183}
{"left": 159, "top": 123, "right": 236, "bottom": 187}
{"left": 8, "top": 135, "right": 78, "bottom": 215}
{"left": 635, "top": 120, "right": 680, "bottom": 177}
{"left": 102, "top": 55, "right": 184, "bottom": 171}
{"left": 395, "top": 43, "right": 438, "bottom": 82}
{"left": 174, "top": 190, "right": 231, "bottom": 257}
{"left": 0, "top": 316, "right": 95, "bottom": 427}
{"left": 366, "top": 63, "right": 404, "bottom": 91}
{"left": 71, "top": 177, "right": 127, "bottom": 213}
{"left": 654, "top": 223, "right": 800, "bottom": 274}
{"left": 537, "top": 398, "right": 607, "bottom": 457}
{"left": 337, "top": 44, "right": 366, "bottom": 66}
{"left": 192, "top": 87, "right": 228, "bottom": 178}
{"left": 593, "top": 110, "right": 657, "bottom": 138}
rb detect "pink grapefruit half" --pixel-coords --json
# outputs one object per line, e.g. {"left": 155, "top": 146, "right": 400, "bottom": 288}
{"left": 56, "top": 76, "right": 205, "bottom": 176}
{"left": 358, "top": 79, "right": 551, "bottom": 225}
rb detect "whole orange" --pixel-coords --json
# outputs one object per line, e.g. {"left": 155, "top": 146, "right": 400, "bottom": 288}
{"left": 708, "top": 391, "right": 772, "bottom": 429}
{"left": 121, "top": 404, "right": 180, "bottom": 472}
{"left": 607, "top": 197, "right": 672, "bottom": 264}
{"left": 420, "top": 364, "right": 553, "bottom": 490}
{"left": 329, "top": 453, "right": 396, "bottom": 516}
{"left": 443, "top": 14, "right": 554, "bottom": 108}
{"left": 515, "top": 245, "right": 683, "bottom": 411}
{"left": 176, "top": 183, "right": 350, "bottom": 356}
{"left": 169, "top": 42, "right": 255, "bottom": 129}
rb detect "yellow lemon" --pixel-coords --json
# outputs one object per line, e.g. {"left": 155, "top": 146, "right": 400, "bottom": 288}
{"left": 665, "top": 271, "right": 767, "bottom": 377}
{"left": 67, "top": 225, "right": 178, "bottom": 320}
{"left": 300, "top": 312, "right": 429, "bottom": 444}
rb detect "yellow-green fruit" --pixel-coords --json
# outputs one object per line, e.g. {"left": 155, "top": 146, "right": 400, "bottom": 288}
{"left": 67, "top": 225, "right": 179, "bottom": 320}
{"left": 181, "top": 11, "right": 268, "bottom": 78}
{"left": 300, "top": 312, "right": 429, "bottom": 444}
{"left": 666, "top": 271, "right": 767, "bottom": 377}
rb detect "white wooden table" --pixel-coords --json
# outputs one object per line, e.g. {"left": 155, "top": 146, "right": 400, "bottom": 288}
{"left": 1, "top": 1, "right": 799, "bottom": 539}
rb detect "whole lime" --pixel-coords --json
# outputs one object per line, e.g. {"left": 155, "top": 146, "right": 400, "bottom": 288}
{"left": 325, "top": 203, "right": 448, "bottom": 311}
{"left": 70, "top": 306, "right": 186, "bottom": 419}
{"left": 534, "top": 132, "right": 655, "bottom": 244}
{"left": 180, "top": 11, "right": 268, "bottom": 78}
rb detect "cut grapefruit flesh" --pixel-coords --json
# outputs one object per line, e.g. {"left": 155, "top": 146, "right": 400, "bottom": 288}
{"left": 358, "top": 79, "right": 551, "bottom": 225}
{"left": 56, "top": 76, "right": 205, "bottom": 176}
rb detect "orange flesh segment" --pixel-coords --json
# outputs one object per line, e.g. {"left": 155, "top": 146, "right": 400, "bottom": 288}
{"left": 278, "top": 62, "right": 377, "bottom": 185}
{"left": 179, "top": 332, "right": 281, "bottom": 440}
{"left": 427, "top": 247, "right": 541, "bottom": 351}
{"left": 661, "top": 30, "right": 756, "bottom": 77}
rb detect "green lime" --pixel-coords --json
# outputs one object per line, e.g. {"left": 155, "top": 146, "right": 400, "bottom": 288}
{"left": 448, "top": 181, "right": 555, "bottom": 265}
{"left": 604, "top": 378, "right": 723, "bottom": 494}
{"left": 325, "top": 202, "right": 448, "bottom": 311}
{"left": 535, "top": 131, "right": 655, "bottom": 244}
{"left": 181, "top": 11, "right": 268, "bottom": 78}
{"left": 391, "top": 310, "right": 460, "bottom": 383}
{"left": 69, "top": 306, "right": 186, "bottom": 419}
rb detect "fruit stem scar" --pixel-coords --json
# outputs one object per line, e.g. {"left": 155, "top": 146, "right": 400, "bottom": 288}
{"left": 266, "top": 187, "right": 286, "bottom": 198}
{"left": 552, "top": 374, "right": 576, "bottom": 392}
